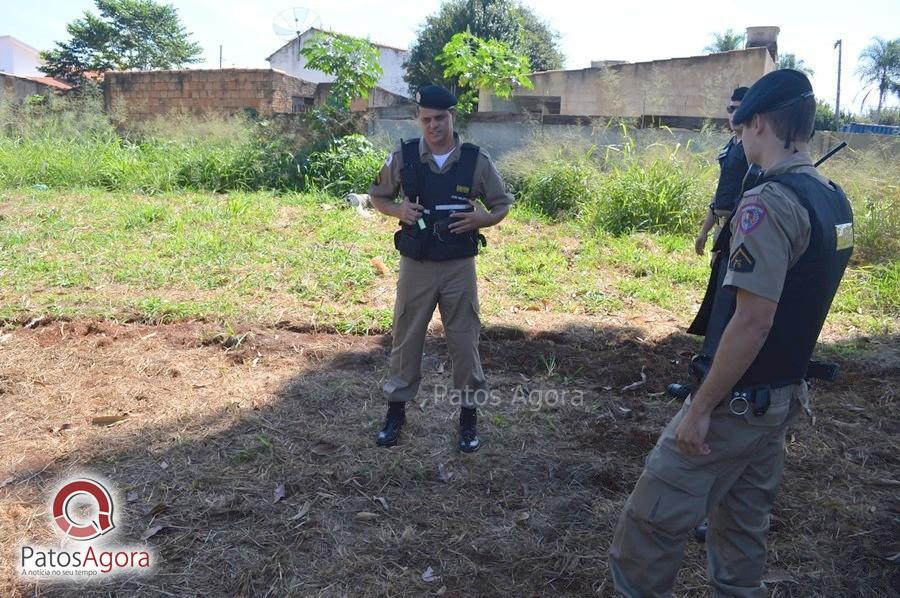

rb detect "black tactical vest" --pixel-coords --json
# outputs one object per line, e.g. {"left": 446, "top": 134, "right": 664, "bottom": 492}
{"left": 690, "top": 172, "right": 854, "bottom": 387}
{"left": 394, "top": 138, "right": 485, "bottom": 261}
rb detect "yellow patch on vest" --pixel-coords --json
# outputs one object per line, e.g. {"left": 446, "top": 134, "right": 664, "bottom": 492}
{"left": 456, "top": 185, "right": 470, "bottom": 194}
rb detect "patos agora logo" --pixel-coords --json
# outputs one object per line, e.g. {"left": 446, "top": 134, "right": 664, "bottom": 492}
{"left": 17, "top": 474, "right": 154, "bottom": 580}
{"left": 52, "top": 478, "right": 116, "bottom": 540}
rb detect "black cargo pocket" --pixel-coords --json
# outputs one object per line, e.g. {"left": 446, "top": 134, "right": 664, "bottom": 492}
{"left": 628, "top": 447, "right": 716, "bottom": 536}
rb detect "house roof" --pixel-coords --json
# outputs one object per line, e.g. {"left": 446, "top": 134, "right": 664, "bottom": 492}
{"left": 24, "top": 76, "right": 72, "bottom": 90}
{"left": 265, "top": 27, "right": 407, "bottom": 61}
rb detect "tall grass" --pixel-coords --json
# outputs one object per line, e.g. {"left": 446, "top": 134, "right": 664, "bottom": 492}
{"left": 0, "top": 90, "right": 303, "bottom": 194}
{"left": 499, "top": 127, "right": 716, "bottom": 233}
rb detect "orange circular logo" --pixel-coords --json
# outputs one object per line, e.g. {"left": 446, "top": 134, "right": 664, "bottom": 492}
{"left": 52, "top": 478, "right": 116, "bottom": 540}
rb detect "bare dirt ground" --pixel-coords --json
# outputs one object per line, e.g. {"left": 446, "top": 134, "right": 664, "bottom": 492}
{"left": 0, "top": 314, "right": 897, "bottom": 596}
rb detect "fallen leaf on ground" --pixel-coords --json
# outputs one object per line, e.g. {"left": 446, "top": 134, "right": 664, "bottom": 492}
{"left": 400, "top": 526, "right": 415, "bottom": 542}
{"left": 126, "top": 492, "right": 139, "bottom": 503}
{"left": 144, "top": 503, "right": 168, "bottom": 517}
{"left": 514, "top": 511, "right": 530, "bottom": 523}
{"left": 621, "top": 367, "right": 647, "bottom": 392}
{"left": 437, "top": 463, "right": 453, "bottom": 483}
{"left": 159, "top": 461, "right": 169, "bottom": 471}
{"left": 91, "top": 415, "right": 128, "bottom": 427}
{"left": 422, "top": 566, "right": 438, "bottom": 583}
{"left": 355, "top": 511, "right": 378, "bottom": 521}
{"left": 273, "top": 483, "right": 286, "bottom": 504}
{"left": 289, "top": 502, "right": 310, "bottom": 521}
{"left": 374, "top": 496, "right": 388, "bottom": 510}
{"left": 762, "top": 569, "right": 796, "bottom": 583}
{"left": 140, "top": 525, "right": 167, "bottom": 541}
{"left": 310, "top": 441, "right": 341, "bottom": 456}
{"left": 370, "top": 257, "right": 390, "bottom": 275}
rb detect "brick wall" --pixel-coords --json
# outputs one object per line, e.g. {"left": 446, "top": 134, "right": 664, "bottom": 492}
{"left": 0, "top": 73, "right": 63, "bottom": 103}
{"left": 103, "top": 69, "right": 318, "bottom": 121}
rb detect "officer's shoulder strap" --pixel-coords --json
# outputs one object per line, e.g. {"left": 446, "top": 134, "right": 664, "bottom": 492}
{"left": 457, "top": 143, "right": 480, "bottom": 189}
{"left": 400, "top": 138, "right": 420, "bottom": 166}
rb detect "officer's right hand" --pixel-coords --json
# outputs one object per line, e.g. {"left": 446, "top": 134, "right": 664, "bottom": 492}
{"left": 395, "top": 200, "right": 425, "bottom": 226}
{"left": 694, "top": 233, "right": 708, "bottom": 256}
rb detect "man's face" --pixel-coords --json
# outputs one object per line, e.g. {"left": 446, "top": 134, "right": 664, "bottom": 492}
{"left": 727, "top": 100, "right": 742, "bottom": 133}
{"left": 417, "top": 107, "right": 454, "bottom": 149}
{"left": 740, "top": 114, "right": 762, "bottom": 164}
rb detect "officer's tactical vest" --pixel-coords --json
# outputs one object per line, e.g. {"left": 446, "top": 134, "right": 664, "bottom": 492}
{"left": 394, "top": 138, "right": 485, "bottom": 261}
{"left": 691, "top": 173, "right": 854, "bottom": 387}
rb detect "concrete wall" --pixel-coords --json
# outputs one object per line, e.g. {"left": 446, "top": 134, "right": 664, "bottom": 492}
{"left": 481, "top": 47, "right": 774, "bottom": 119}
{"left": 368, "top": 114, "right": 730, "bottom": 159}
{"left": 267, "top": 29, "right": 410, "bottom": 98}
{"left": 369, "top": 114, "right": 900, "bottom": 162}
{"left": 0, "top": 73, "right": 59, "bottom": 103}
{"left": 0, "top": 36, "right": 43, "bottom": 76}
{"left": 103, "top": 69, "right": 318, "bottom": 120}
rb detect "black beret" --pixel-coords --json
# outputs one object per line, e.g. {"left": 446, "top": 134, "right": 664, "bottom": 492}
{"left": 732, "top": 69, "right": 814, "bottom": 125}
{"left": 415, "top": 85, "right": 457, "bottom": 109}
{"left": 731, "top": 86, "right": 749, "bottom": 102}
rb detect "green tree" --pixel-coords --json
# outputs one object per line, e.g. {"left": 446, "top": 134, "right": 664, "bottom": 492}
{"left": 856, "top": 37, "right": 900, "bottom": 117}
{"left": 299, "top": 32, "right": 383, "bottom": 134}
{"left": 778, "top": 53, "right": 815, "bottom": 76}
{"left": 405, "top": 0, "right": 563, "bottom": 94}
{"left": 40, "top": 0, "right": 202, "bottom": 85}
{"left": 814, "top": 100, "right": 852, "bottom": 131}
{"left": 437, "top": 32, "right": 534, "bottom": 118}
{"left": 703, "top": 29, "right": 745, "bottom": 53}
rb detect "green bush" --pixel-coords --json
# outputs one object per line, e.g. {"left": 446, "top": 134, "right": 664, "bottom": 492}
{"left": 299, "top": 134, "right": 384, "bottom": 197}
{"left": 514, "top": 158, "right": 602, "bottom": 219}
{"left": 584, "top": 156, "right": 709, "bottom": 235}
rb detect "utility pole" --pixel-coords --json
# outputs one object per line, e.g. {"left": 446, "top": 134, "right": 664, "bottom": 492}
{"left": 219, "top": 45, "right": 223, "bottom": 69}
{"left": 834, "top": 39, "right": 842, "bottom": 131}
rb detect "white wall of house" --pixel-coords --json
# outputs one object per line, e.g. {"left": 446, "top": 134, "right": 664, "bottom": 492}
{"left": 267, "top": 29, "right": 409, "bottom": 98}
{"left": 0, "top": 36, "right": 44, "bottom": 76}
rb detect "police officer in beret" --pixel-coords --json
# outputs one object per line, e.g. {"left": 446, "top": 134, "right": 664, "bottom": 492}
{"left": 367, "top": 84, "right": 513, "bottom": 452}
{"left": 695, "top": 86, "right": 750, "bottom": 256}
{"left": 609, "top": 69, "right": 854, "bottom": 596}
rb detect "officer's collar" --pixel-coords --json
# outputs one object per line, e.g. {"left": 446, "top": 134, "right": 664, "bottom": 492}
{"left": 419, "top": 133, "right": 461, "bottom": 159}
{"left": 765, "top": 151, "right": 814, "bottom": 177}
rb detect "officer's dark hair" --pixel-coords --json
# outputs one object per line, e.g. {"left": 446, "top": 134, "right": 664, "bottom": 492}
{"left": 763, "top": 94, "right": 816, "bottom": 145}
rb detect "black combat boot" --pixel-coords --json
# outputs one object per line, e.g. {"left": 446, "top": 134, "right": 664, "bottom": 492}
{"left": 693, "top": 519, "right": 708, "bottom": 543}
{"left": 458, "top": 407, "right": 481, "bottom": 453}
{"left": 376, "top": 402, "right": 406, "bottom": 447}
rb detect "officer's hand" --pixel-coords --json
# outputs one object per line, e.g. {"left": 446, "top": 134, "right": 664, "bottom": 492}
{"left": 395, "top": 200, "right": 425, "bottom": 226}
{"left": 675, "top": 408, "right": 711, "bottom": 456}
{"left": 694, "top": 233, "right": 708, "bottom": 256}
{"left": 448, "top": 201, "right": 492, "bottom": 233}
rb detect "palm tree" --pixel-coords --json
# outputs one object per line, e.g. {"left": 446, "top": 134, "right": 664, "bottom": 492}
{"left": 778, "top": 53, "right": 814, "bottom": 76}
{"left": 704, "top": 29, "right": 746, "bottom": 53}
{"left": 856, "top": 37, "right": 900, "bottom": 117}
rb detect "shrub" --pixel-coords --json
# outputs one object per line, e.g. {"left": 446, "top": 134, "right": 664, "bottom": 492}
{"left": 584, "top": 155, "right": 710, "bottom": 235}
{"left": 300, "top": 134, "right": 384, "bottom": 197}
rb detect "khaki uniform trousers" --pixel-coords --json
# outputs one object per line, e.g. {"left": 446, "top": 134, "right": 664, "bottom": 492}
{"left": 382, "top": 256, "right": 486, "bottom": 408}
{"left": 609, "top": 382, "right": 808, "bottom": 597}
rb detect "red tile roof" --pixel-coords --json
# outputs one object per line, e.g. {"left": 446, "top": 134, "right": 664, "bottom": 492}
{"left": 24, "top": 76, "right": 73, "bottom": 90}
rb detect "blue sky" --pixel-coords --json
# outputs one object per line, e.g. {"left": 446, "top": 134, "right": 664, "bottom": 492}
{"left": 6, "top": 0, "right": 899, "bottom": 113}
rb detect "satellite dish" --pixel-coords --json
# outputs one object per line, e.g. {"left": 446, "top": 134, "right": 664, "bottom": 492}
{"left": 272, "top": 7, "right": 322, "bottom": 39}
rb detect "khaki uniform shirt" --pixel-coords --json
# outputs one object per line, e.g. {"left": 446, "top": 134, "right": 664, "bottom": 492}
{"left": 368, "top": 133, "right": 514, "bottom": 209}
{"left": 723, "top": 152, "right": 828, "bottom": 303}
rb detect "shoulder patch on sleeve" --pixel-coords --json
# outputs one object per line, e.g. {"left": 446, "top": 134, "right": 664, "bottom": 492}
{"left": 738, "top": 202, "right": 767, "bottom": 234}
{"left": 728, "top": 243, "right": 756, "bottom": 273}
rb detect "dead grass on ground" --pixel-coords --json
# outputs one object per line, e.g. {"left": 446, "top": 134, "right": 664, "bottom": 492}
{"left": 0, "top": 315, "right": 897, "bottom": 596}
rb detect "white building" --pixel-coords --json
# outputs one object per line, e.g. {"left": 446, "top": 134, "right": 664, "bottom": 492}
{"left": 266, "top": 28, "right": 409, "bottom": 98}
{"left": 0, "top": 35, "right": 44, "bottom": 76}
